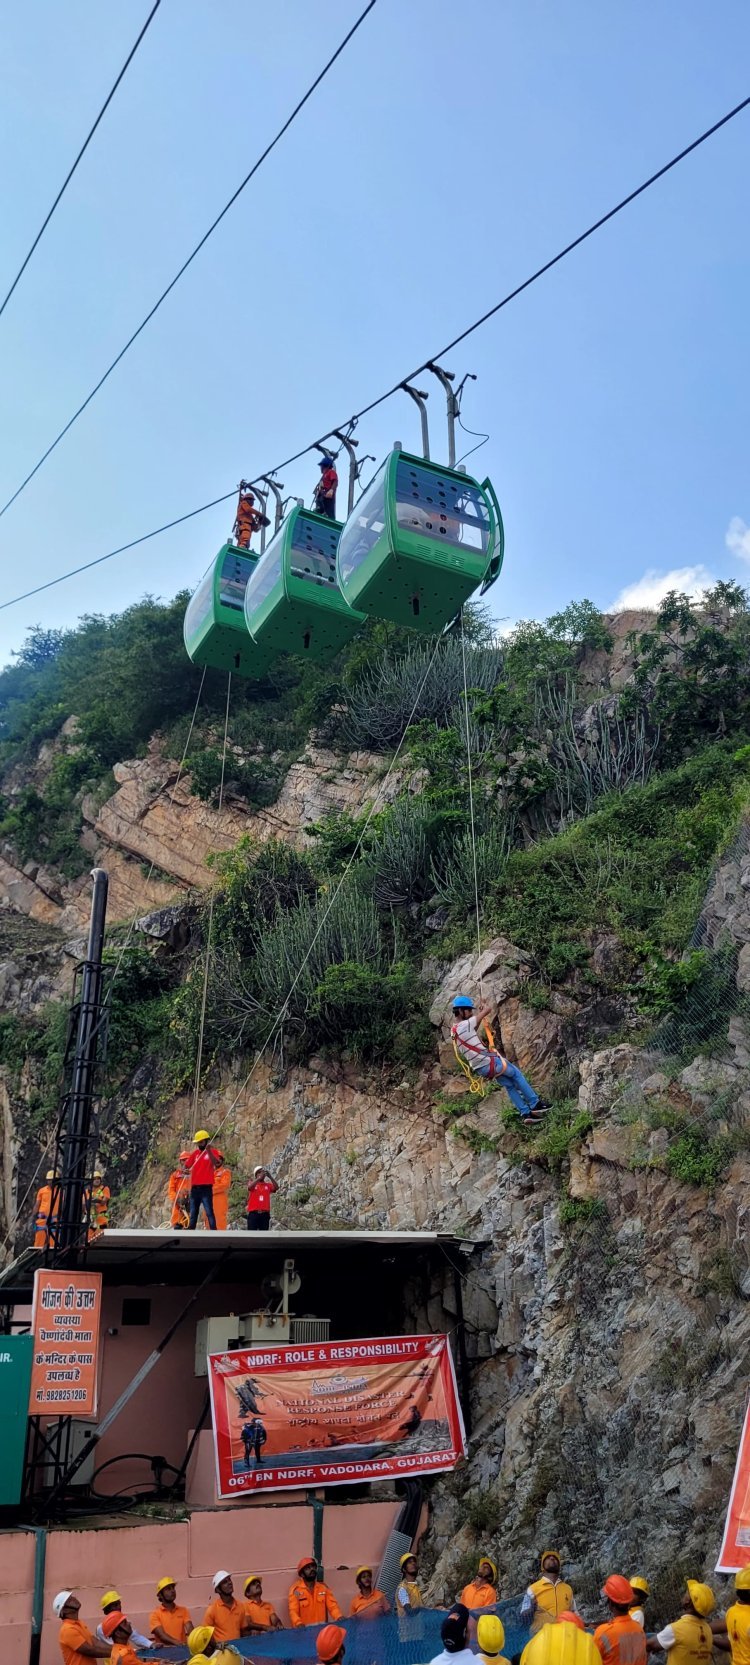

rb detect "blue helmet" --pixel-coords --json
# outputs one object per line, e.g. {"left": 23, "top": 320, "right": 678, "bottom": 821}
{"left": 319, "top": 455, "right": 335, "bottom": 469}
{"left": 452, "top": 994, "right": 474, "bottom": 1009}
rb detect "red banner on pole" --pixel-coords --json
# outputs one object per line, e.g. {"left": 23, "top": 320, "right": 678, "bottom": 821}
{"left": 29, "top": 1269, "right": 102, "bottom": 1417}
{"left": 207, "top": 1333, "right": 466, "bottom": 1498}
{"left": 717, "top": 1401, "right": 750, "bottom": 1572}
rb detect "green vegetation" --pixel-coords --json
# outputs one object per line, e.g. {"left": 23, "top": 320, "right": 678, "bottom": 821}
{"left": 5, "top": 579, "right": 750, "bottom": 1134}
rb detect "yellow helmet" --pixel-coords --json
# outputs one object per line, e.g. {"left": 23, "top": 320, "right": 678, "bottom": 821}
{"left": 686, "top": 1581, "right": 715, "bottom": 1618}
{"left": 400, "top": 1552, "right": 417, "bottom": 1568}
{"left": 156, "top": 1576, "right": 177, "bottom": 1595}
{"left": 478, "top": 1556, "right": 498, "bottom": 1581}
{"left": 100, "top": 1591, "right": 121, "bottom": 1609}
{"left": 244, "top": 1575, "right": 261, "bottom": 1592}
{"left": 355, "top": 1567, "right": 372, "bottom": 1582}
{"left": 478, "top": 1615, "right": 505, "bottom": 1655}
{"left": 629, "top": 1576, "right": 650, "bottom": 1598}
{"left": 194, "top": 1129, "right": 211, "bottom": 1142}
{"left": 189, "top": 1628, "right": 215, "bottom": 1656}
{"left": 46, "top": 1170, "right": 55, "bottom": 1181}
{"left": 736, "top": 1569, "right": 750, "bottom": 1592}
{"left": 541, "top": 1549, "right": 562, "bottom": 1567}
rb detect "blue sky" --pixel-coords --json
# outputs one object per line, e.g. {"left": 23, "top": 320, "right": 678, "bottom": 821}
{"left": 1, "top": 0, "right": 749, "bottom": 668}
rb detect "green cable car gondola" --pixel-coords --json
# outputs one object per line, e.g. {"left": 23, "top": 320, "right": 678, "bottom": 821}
{"left": 336, "top": 448, "right": 504, "bottom": 632}
{"left": 243, "top": 503, "right": 365, "bottom": 663}
{"left": 183, "top": 542, "right": 274, "bottom": 676}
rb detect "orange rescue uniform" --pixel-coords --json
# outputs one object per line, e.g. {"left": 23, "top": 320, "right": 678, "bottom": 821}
{"left": 594, "top": 1614, "right": 648, "bottom": 1665}
{"left": 203, "top": 1596, "right": 244, "bottom": 1643}
{"left": 288, "top": 1580, "right": 342, "bottom": 1628}
{"left": 235, "top": 498, "right": 268, "bottom": 549}
{"left": 461, "top": 1579, "right": 498, "bottom": 1609}
{"left": 149, "top": 1604, "right": 193, "bottom": 1645}
{"left": 350, "top": 1589, "right": 390, "bottom": 1618}
{"left": 111, "top": 1645, "right": 141, "bottom": 1665}
{"left": 206, "top": 1163, "right": 231, "bottom": 1231}
{"left": 59, "top": 1617, "right": 99, "bottom": 1665}
{"left": 168, "top": 1170, "right": 190, "bottom": 1228}
{"left": 243, "top": 1598, "right": 281, "bottom": 1631}
{"left": 34, "top": 1184, "right": 57, "bottom": 1248}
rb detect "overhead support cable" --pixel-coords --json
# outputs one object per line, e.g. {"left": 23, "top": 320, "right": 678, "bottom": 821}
{"left": 0, "top": 0, "right": 163, "bottom": 323}
{"left": 1, "top": 89, "right": 749, "bottom": 613}
{"left": 0, "top": 0, "right": 379, "bottom": 521}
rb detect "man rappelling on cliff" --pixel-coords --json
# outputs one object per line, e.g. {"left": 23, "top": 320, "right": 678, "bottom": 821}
{"left": 451, "top": 996, "right": 550, "bottom": 1121}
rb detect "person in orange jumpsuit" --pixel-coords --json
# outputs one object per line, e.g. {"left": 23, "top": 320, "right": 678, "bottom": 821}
{"left": 204, "top": 1572, "right": 245, "bottom": 1643}
{"left": 350, "top": 1566, "right": 390, "bottom": 1618}
{"left": 87, "top": 1169, "right": 110, "bottom": 1240}
{"left": 203, "top": 1161, "right": 231, "bottom": 1231}
{"left": 234, "top": 484, "right": 269, "bottom": 550}
{"left": 53, "top": 1591, "right": 111, "bottom": 1663}
{"left": 461, "top": 1558, "right": 498, "bottom": 1610}
{"left": 242, "top": 1576, "right": 283, "bottom": 1631}
{"left": 101, "top": 1612, "right": 141, "bottom": 1664}
{"left": 150, "top": 1577, "right": 193, "bottom": 1646}
{"left": 34, "top": 1171, "right": 57, "bottom": 1248}
{"left": 593, "top": 1577, "right": 646, "bottom": 1665}
{"left": 168, "top": 1167, "right": 190, "bottom": 1229}
{"left": 289, "top": 1559, "right": 342, "bottom": 1627}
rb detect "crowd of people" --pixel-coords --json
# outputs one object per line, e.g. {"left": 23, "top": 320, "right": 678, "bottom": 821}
{"left": 167, "top": 1134, "right": 278, "bottom": 1231}
{"left": 51, "top": 1547, "right": 750, "bottom": 1665}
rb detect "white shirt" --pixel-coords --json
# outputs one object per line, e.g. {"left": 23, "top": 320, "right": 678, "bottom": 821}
{"left": 428, "top": 1649, "right": 477, "bottom": 1665}
{"left": 656, "top": 1626, "right": 676, "bottom": 1650}
{"left": 452, "top": 1017, "right": 489, "bottom": 1063}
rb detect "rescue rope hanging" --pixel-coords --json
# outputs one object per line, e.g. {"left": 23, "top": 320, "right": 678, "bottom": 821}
{"left": 460, "top": 608, "right": 483, "bottom": 990}
{"left": 191, "top": 672, "right": 232, "bottom": 1133}
{"left": 205, "top": 635, "right": 448, "bottom": 1154}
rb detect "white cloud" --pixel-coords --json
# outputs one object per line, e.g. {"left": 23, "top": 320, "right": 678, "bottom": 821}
{"left": 608, "top": 565, "right": 715, "bottom": 613}
{"left": 726, "top": 516, "right": 750, "bottom": 563}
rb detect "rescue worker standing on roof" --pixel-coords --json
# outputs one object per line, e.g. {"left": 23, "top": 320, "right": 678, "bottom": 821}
{"left": 288, "top": 1558, "right": 342, "bottom": 1627}
{"left": 88, "top": 1169, "right": 110, "bottom": 1239}
{"left": 520, "top": 1552, "right": 576, "bottom": 1629}
{"left": 233, "top": 483, "right": 269, "bottom": 550}
{"left": 205, "top": 1158, "right": 231, "bottom": 1231}
{"left": 168, "top": 1165, "right": 190, "bottom": 1229}
{"left": 246, "top": 1165, "right": 278, "bottom": 1231}
{"left": 594, "top": 1576, "right": 646, "bottom": 1665}
{"left": 315, "top": 456, "right": 338, "bottom": 519}
{"left": 646, "top": 1580, "right": 715, "bottom": 1665}
{"left": 182, "top": 1131, "right": 223, "bottom": 1230}
{"left": 34, "top": 1171, "right": 57, "bottom": 1248}
{"left": 451, "top": 996, "right": 549, "bottom": 1122}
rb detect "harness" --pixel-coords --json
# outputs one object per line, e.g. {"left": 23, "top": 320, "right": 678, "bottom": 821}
{"left": 450, "top": 1021, "right": 506, "bottom": 1097}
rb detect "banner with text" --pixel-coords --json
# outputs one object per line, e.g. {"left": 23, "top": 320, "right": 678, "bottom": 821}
{"left": 29, "top": 1269, "right": 102, "bottom": 1417}
{"left": 208, "top": 1332, "right": 466, "bottom": 1498}
{"left": 717, "top": 1400, "right": 750, "bottom": 1571}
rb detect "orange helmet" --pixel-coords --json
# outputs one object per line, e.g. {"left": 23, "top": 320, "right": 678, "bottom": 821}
{"left": 317, "top": 1625, "right": 346, "bottom": 1662}
{"left": 603, "top": 1576, "right": 635, "bottom": 1606}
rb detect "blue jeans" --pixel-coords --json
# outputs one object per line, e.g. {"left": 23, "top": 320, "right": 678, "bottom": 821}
{"left": 188, "top": 1184, "right": 217, "bottom": 1229}
{"left": 474, "top": 1054, "right": 539, "bottom": 1114}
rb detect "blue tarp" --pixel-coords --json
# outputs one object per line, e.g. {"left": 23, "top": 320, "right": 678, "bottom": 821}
{"left": 140, "top": 1599, "right": 531, "bottom": 1664}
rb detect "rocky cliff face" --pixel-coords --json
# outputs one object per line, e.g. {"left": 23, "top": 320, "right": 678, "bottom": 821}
{"left": 1, "top": 606, "right": 747, "bottom": 1609}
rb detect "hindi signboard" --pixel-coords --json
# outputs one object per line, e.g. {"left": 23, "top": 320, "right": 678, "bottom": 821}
{"left": 208, "top": 1332, "right": 466, "bottom": 1499}
{"left": 29, "top": 1269, "right": 103, "bottom": 1417}
{"left": 717, "top": 1400, "right": 750, "bottom": 1572}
